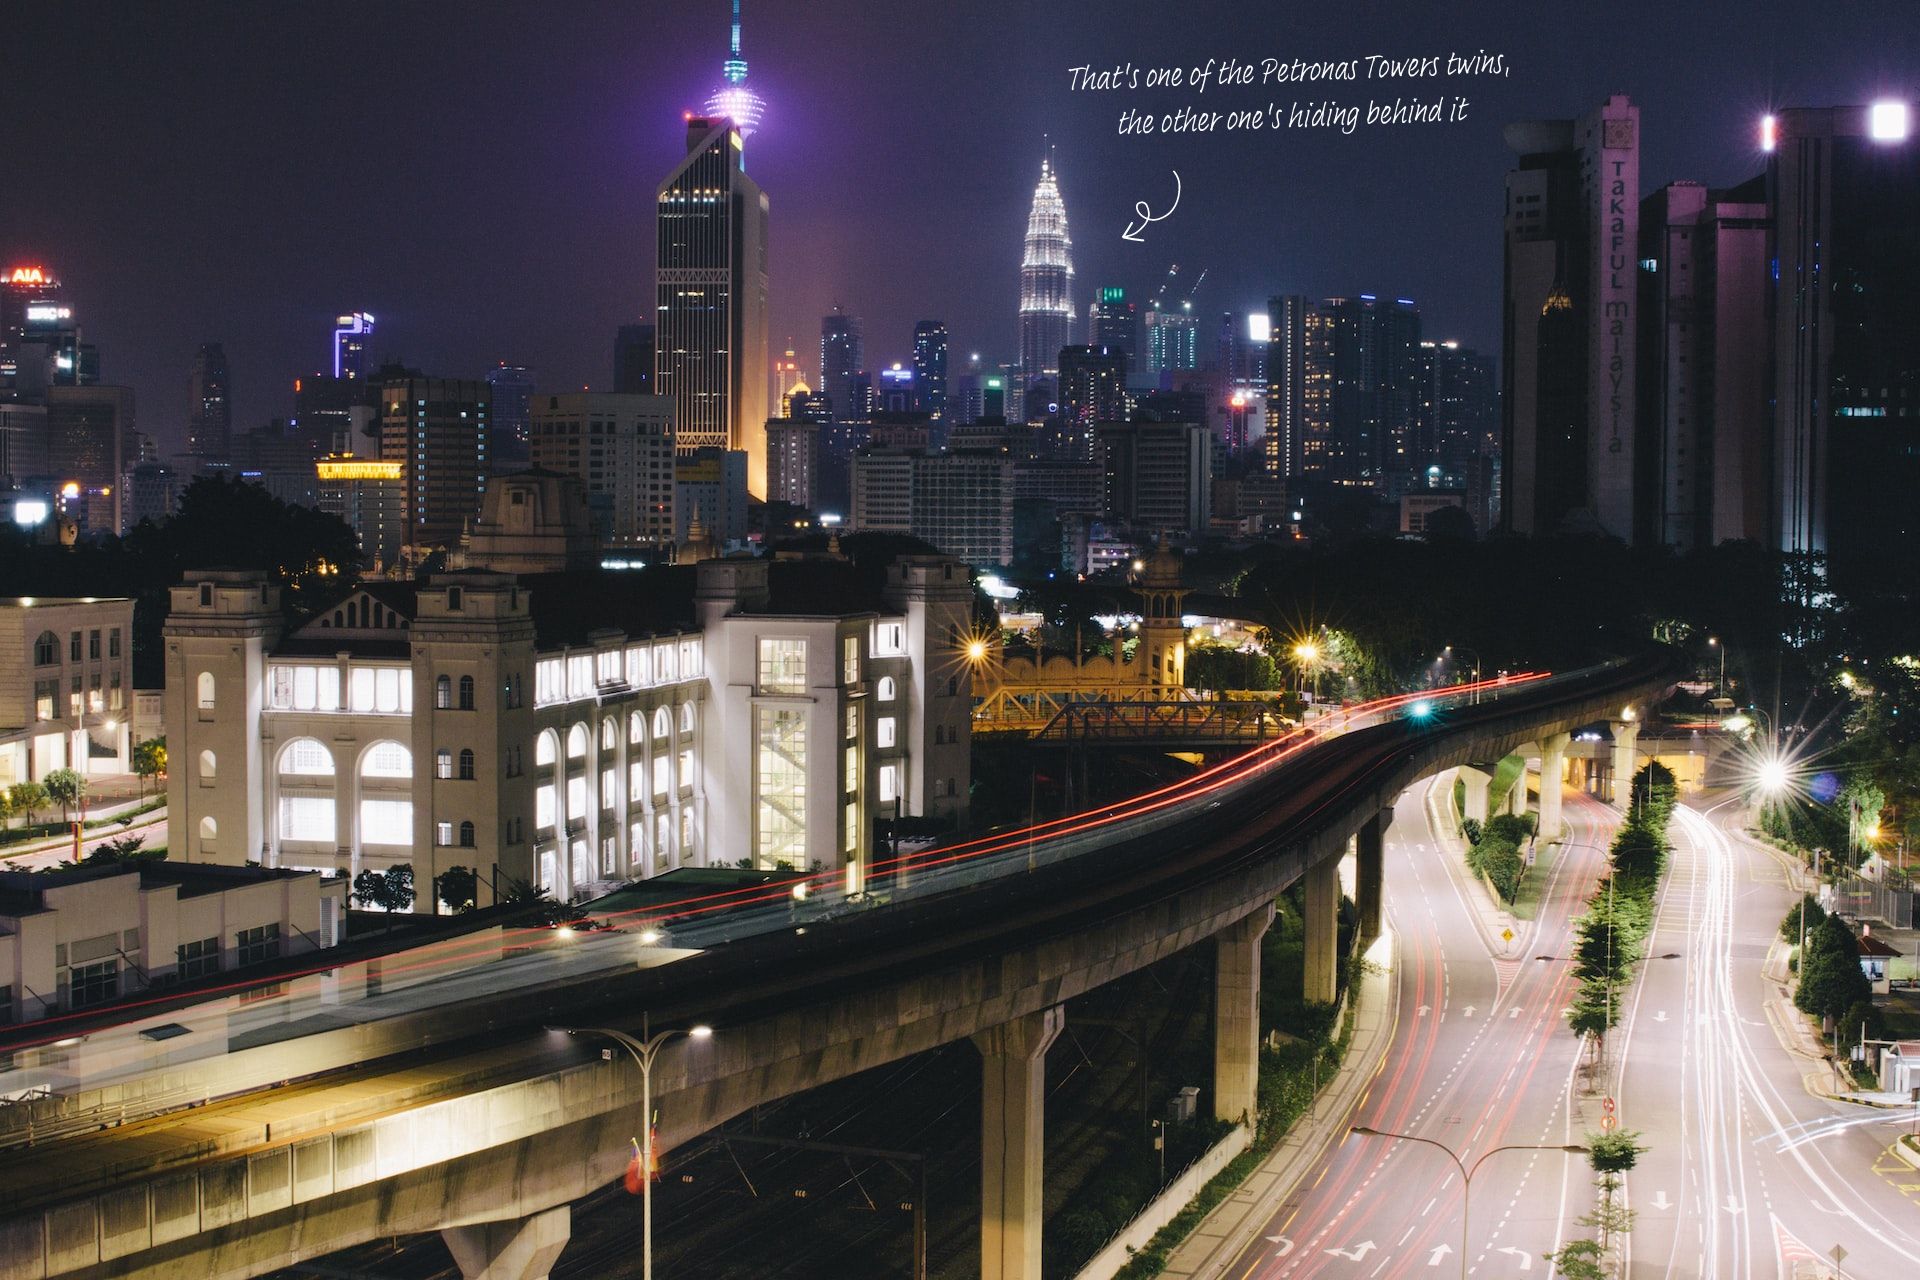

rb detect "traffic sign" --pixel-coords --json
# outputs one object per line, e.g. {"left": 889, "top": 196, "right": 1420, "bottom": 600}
{"left": 1602, "top": 1096, "right": 1616, "bottom": 1115}
{"left": 1600, "top": 1114, "right": 1616, "bottom": 1131}
{"left": 1501, "top": 927, "right": 1514, "bottom": 944}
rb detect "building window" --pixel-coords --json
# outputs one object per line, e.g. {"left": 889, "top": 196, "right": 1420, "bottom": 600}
{"left": 237, "top": 924, "right": 281, "bottom": 967}
{"left": 459, "top": 820, "right": 476, "bottom": 848}
{"left": 363, "top": 742, "right": 412, "bottom": 778}
{"left": 601, "top": 717, "right": 618, "bottom": 751}
{"left": 199, "top": 749, "right": 217, "bottom": 781}
{"left": 877, "top": 717, "right": 896, "bottom": 749}
{"left": 842, "top": 635, "right": 860, "bottom": 685}
{"left": 197, "top": 671, "right": 216, "bottom": 710}
{"left": 68, "top": 960, "right": 118, "bottom": 1010}
{"left": 458, "top": 748, "right": 475, "bottom": 780}
{"left": 33, "top": 631, "right": 57, "bottom": 666}
{"left": 109, "top": 629, "right": 120, "bottom": 659}
{"left": 69, "top": 632, "right": 81, "bottom": 661}
{"left": 360, "top": 799, "right": 413, "bottom": 844}
{"left": 436, "top": 675, "right": 452, "bottom": 709}
{"left": 279, "top": 796, "right": 336, "bottom": 842}
{"left": 654, "top": 707, "right": 671, "bottom": 740}
{"left": 879, "top": 764, "right": 899, "bottom": 804}
{"left": 874, "top": 622, "right": 906, "bottom": 656}
{"left": 436, "top": 750, "right": 454, "bottom": 780}
{"left": 536, "top": 784, "right": 556, "bottom": 829}
{"left": 757, "top": 637, "right": 807, "bottom": 694}
{"left": 877, "top": 676, "right": 896, "bottom": 701}
{"left": 680, "top": 702, "right": 695, "bottom": 735}
{"left": 177, "top": 937, "right": 221, "bottom": 982}
{"left": 447, "top": 586, "right": 463, "bottom": 611}
{"left": 459, "top": 675, "right": 475, "bottom": 710}
{"left": 34, "top": 679, "right": 56, "bottom": 720}
{"left": 536, "top": 732, "right": 557, "bottom": 766}
{"left": 844, "top": 802, "right": 859, "bottom": 854}
{"left": 436, "top": 820, "right": 454, "bottom": 845}
{"left": 88, "top": 630, "right": 100, "bottom": 660}
{"left": 199, "top": 583, "right": 213, "bottom": 607}
{"left": 568, "top": 723, "right": 588, "bottom": 759}
{"left": 755, "top": 707, "right": 807, "bottom": 868}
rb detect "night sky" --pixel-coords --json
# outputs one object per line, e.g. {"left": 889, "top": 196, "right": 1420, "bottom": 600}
{"left": 6, "top": 1, "right": 1915, "bottom": 452}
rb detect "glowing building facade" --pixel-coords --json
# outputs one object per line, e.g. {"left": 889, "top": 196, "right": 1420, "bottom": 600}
{"left": 1018, "top": 154, "right": 1075, "bottom": 408}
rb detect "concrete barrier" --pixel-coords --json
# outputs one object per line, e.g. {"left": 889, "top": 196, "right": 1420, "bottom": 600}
{"left": 1071, "top": 1125, "right": 1251, "bottom": 1280}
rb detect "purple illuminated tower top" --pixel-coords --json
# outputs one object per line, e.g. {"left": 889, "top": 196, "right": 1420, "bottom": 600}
{"left": 704, "top": 0, "right": 766, "bottom": 139}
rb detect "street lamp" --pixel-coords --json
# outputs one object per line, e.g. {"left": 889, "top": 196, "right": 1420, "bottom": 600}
{"left": 1347, "top": 1126, "right": 1587, "bottom": 1279}
{"left": 554, "top": 1018, "right": 713, "bottom": 1280}
{"left": 1293, "top": 641, "right": 1321, "bottom": 704}
{"left": 1442, "top": 646, "right": 1482, "bottom": 704}
{"left": 1707, "top": 636, "right": 1725, "bottom": 699}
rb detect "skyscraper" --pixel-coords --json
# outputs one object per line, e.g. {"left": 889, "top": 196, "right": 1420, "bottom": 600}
{"left": 1144, "top": 304, "right": 1199, "bottom": 377}
{"left": 1058, "top": 344, "right": 1129, "bottom": 462}
{"left": 819, "top": 309, "right": 861, "bottom": 421}
{"left": 333, "top": 312, "right": 374, "bottom": 381}
{"left": 529, "top": 392, "right": 676, "bottom": 548}
{"left": 912, "top": 321, "right": 948, "bottom": 422}
{"left": 375, "top": 373, "right": 491, "bottom": 553}
{"left": 1088, "top": 287, "right": 1142, "bottom": 365}
{"left": 1018, "top": 152, "right": 1074, "bottom": 403}
{"left": 485, "top": 362, "right": 536, "bottom": 463}
{"left": 655, "top": 114, "right": 770, "bottom": 496}
{"left": 1264, "top": 294, "right": 1309, "bottom": 478}
{"left": 703, "top": 0, "right": 766, "bottom": 140}
{"left": 1500, "top": 95, "right": 1641, "bottom": 540}
{"left": 614, "top": 324, "right": 655, "bottom": 394}
{"left": 186, "top": 341, "right": 231, "bottom": 459}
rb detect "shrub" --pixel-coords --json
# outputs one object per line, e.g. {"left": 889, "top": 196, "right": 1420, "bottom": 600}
{"left": 1781, "top": 893, "right": 1825, "bottom": 942}
{"left": 1795, "top": 915, "right": 1870, "bottom": 1020}
{"left": 1484, "top": 812, "right": 1536, "bottom": 844}
{"left": 1481, "top": 840, "right": 1526, "bottom": 904}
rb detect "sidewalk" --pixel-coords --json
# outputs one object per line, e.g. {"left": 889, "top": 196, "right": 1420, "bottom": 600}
{"left": 0, "top": 798, "right": 167, "bottom": 862}
{"left": 1158, "top": 935, "right": 1400, "bottom": 1280}
{"left": 1421, "top": 775, "right": 1531, "bottom": 959}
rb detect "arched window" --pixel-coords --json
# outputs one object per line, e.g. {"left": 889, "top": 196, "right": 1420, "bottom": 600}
{"left": 198, "top": 749, "right": 216, "bottom": 780}
{"left": 199, "top": 815, "right": 217, "bottom": 840}
{"left": 877, "top": 676, "right": 896, "bottom": 702}
{"left": 458, "top": 748, "right": 475, "bottom": 780}
{"left": 536, "top": 731, "right": 557, "bottom": 766}
{"left": 435, "top": 675, "right": 452, "bottom": 709}
{"left": 567, "top": 724, "right": 588, "bottom": 759}
{"left": 458, "top": 675, "right": 475, "bottom": 710}
{"left": 280, "top": 739, "right": 334, "bottom": 775}
{"left": 680, "top": 703, "right": 695, "bottom": 734}
{"left": 601, "top": 718, "right": 617, "bottom": 751}
{"left": 361, "top": 742, "right": 412, "bottom": 778}
{"left": 459, "top": 820, "right": 475, "bottom": 848}
{"left": 436, "top": 750, "right": 453, "bottom": 779}
{"left": 630, "top": 712, "right": 646, "bottom": 744}
{"left": 653, "top": 707, "right": 671, "bottom": 740}
{"left": 197, "top": 671, "right": 216, "bottom": 710}
{"left": 33, "top": 631, "right": 57, "bottom": 666}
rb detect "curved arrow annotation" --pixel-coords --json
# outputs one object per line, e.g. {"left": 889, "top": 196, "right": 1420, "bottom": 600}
{"left": 1122, "top": 169, "right": 1182, "bottom": 242}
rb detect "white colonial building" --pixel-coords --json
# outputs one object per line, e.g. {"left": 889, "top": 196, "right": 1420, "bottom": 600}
{"left": 0, "top": 594, "right": 135, "bottom": 787}
{"left": 162, "top": 548, "right": 975, "bottom": 907}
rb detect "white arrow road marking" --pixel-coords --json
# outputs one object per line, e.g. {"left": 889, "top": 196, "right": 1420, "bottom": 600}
{"left": 1325, "top": 1241, "right": 1378, "bottom": 1261}
{"left": 1427, "top": 1243, "right": 1454, "bottom": 1266}
{"left": 1508, "top": 1006, "right": 1521, "bottom": 1019}
{"left": 1496, "top": 1244, "right": 1535, "bottom": 1270}
{"left": 1462, "top": 1006, "right": 1477, "bottom": 1018}
{"left": 1418, "top": 1004, "right": 1431, "bottom": 1016}
{"left": 1652, "top": 1010, "right": 1668, "bottom": 1023}
{"left": 1651, "top": 1190, "right": 1673, "bottom": 1210}
{"left": 1267, "top": 1235, "right": 1294, "bottom": 1257}
{"left": 1725, "top": 1196, "right": 1743, "bottom": 1215}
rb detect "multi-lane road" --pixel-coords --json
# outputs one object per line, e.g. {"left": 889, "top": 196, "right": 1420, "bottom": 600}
{"left": 1217, "top": 781, "right": 1920, "bottom": 1279}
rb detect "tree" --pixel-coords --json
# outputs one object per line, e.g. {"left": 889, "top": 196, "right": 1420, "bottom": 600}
{"left": 1836, "top": 997, "right": 1884, "bottom": 1053}
{"left": 1546, "top": 1239, "right": 1608, "bottom": 1280}
{"left": 83, "top": 833, "right": 160, "bottom": 865}
{"left": 352, "top": 863, "right": 416, "bottom": 912}
{"left": 1628, "top": 760, "right": 1678, "bottom": 822}
{"left": 131, "top": 738, "right": 167, "bottom": 796}
{"left": 43, "top": 767, "right": 86, "bottom": 823}
{"left": 436, "top": 864, "right": 478, "bottom": 914}
{"left": 1780, "top": 893, "right": 1825, "bottom": 942}
{"left": 1795, "top": 914, "right": 1871, "bottom": 1021}
{"left": 0, "top": 788, "right": 12, "bottom": 834}
{"left": 1582, "top": 1129, "right": 1643, "bottom": 1252}
{"left": 8, "top": 781, "right": 48, "bottom": 829}
{"left": 1609, "top": 817, "right": 1669, "bottom": 885}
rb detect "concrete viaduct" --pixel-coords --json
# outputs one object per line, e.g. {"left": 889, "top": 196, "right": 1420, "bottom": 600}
{"left": 0, "top": 654, "right": 1677, "bottom": 1280}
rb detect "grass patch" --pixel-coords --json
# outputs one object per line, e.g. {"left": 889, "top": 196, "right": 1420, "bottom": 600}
{"left": 1506, "top": 837, "right": 1557, "bottom": 922}
{"left": 1488, "top": 753, "right": 1525, "bottom": 814}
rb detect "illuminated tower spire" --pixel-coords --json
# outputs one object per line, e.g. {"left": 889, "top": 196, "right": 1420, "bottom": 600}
{"left": 704, "top": 0, "right": 766, "bottom": 138}
{"left": 1018, "top": 147, "right": 1075, "bottom": 391}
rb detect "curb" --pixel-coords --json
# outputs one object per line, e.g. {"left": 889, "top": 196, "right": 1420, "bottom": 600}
{"left": 0, "top": 807, "right": 168, "bottom": 862}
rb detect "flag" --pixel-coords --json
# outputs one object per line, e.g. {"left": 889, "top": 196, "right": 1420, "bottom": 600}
{"left": 623, "top": 1137, "right": 644, "bottom": 1195}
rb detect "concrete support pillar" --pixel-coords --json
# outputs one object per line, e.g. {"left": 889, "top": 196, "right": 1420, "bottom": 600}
{"left": 1610, "top": 720, "right": 1641, "bottom": 810}
{"left": 1355, "top": 807, "right": 1390, "bottom": 942}
{"left": 1506, "top": 766, "right": 1528, "bottom": 818}
{"left": 1459, "top": 766, "right": 1491, "bottom": 825}
{"left": 974, "top": 1006, "right": 1065, "bottom": 1280}
{"left": 1302, "top": 854, "right": 1340, "bottom": 1006}
{"left": 442, "top": 1206, "right": 570, "bottom": 1280}
{"left": 1538, "top": 732, "right": 1570, "bottom": 840}
{"left": 1213, "top": 903, "right": 1276, "bottom": 1124}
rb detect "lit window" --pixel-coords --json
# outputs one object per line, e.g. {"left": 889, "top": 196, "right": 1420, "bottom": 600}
{"left": 877, "top": 717, "right": 896, "bottom": 749}
{"left": 536, "top": 733, "right": 557, "bottom": 766}
{"left": 362, "top": 742, "right": 412, "bottom": 778}
{"left": 758, "top": 637, "right": 807, "bottom": 693}
{"left": 879, "top": 764, "right": 899, "bottom": 803}
{"left": 842, "top": 635, "right": 860, "bottom": 685}
{"left": 877, "top": 676, "right": 897, "bottom": 701}
{"left": 281, "top": 739, "right": 334, "bottom": 775}
{"left": 279, "top": 796, "right": 336, "bottom": 842}
{"left": 359, "top": 799, "right": 413, "bottom": 844}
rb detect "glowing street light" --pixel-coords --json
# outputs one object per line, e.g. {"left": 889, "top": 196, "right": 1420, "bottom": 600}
{"left": 553, "top": 1020, "right": 713, "bottom": 1280}
{"left": 1757, "top": 756, "right": 1791, "bottom": 795}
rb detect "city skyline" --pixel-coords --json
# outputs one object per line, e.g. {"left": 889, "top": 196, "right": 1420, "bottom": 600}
{"left": 5, "top": 2, "right": 1913, "bottom": 451}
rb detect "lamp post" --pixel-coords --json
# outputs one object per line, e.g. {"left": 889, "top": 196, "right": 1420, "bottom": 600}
{"left": 1707, "top": 636, "right": 1725, "bottom": 699}
{"left": 1348, "top": 1127, "right": 1587, "bottom": 1279}
{"left": 1443, "top": 646, "right": 1482, "bottom": 704}
{"left": 555, "top": 1018, "right": 712, "bottom": 1280}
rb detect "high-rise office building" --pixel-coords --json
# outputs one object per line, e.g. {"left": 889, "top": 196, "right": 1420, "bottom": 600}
{"left": 529, "top": 392, "right": 677, "bottom": 548}
{"left": 819, "top": 309, "right": 861, "bottom": 423}
{"left": 1264, "top": 295, "right": 1309, "bottom": 478}
{"left": 912, "top": 321, "right": 948, "bottom": 422}
{"left": 1088, "top": 287, "right": 1142, "bottom": 365}
{"left": 1416, "top": 341, "right": 1499, "bottom": 471}
{"left": 1058, "top": 344, "right": 1129, "bottom": 463}
{"left": 1096, "top": 419, "right": 1212, "bottom": 537}
{"left": 315, "top": 456, "right": 406, "bottom": 568}
{"left": 375, "top": 374, "right": 491, "bottom": 553}
{"left": 186, "top": 342, "right": 231, "bottom": 459}
{"left": 1018, "top": 153, "right": 1074, "bottom": 400}
{"left": 655, "top": 114, "right": 770, "bottom": 496}
{"left": 766, "top": 416, "right": 818, "bottom": 509}
{"left": 333, "top": 312, "right": 374, "bottom": 382}
{"left": 1144, "top": 304, "right": 1200, "bottom": 377}
{"left": 1, "top": 264, "right": 93, "bottom": 401}
{"left": 1501, "top": 95, "right": 1641, "bottom": 539}
{"left": 45, "top": 384, "right": 134, "bottom": 534}
{"left": 772, "top": 343, "right": 807, "bottom": 417}
{"left": 1637, "top": 179, "right": 1770, "bottom": 551}
{"left": 1766, "top": 101, "right": 1919, "bottom": 589}
{"left": 485, "top": 363, "right": 536, "bottom": 463}
{"left": 1312, "top": 295, "right": 1419, "bottom": 488}
{"left": 614, "top": 324, "right": 655, "bottom": 395}
{"left": 674, "top": 447, "right": 750, "bottom": 547}
{"left": 848, "top": 447, "right": 1014, "bottom": 567}
{"left": 1, "top": 264, "right": 62, "bottom": 356}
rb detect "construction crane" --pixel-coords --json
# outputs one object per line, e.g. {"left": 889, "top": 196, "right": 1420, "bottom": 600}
{"left": 1150, "top": 263, "right": 1181, "bottom": 310}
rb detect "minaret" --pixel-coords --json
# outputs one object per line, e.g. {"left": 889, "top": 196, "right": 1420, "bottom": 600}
{"left": 1018, "top": 149, "right": 1075, "bottom": 403}
{"left": 704, "top": 0, "right": 766, "bottom": 139}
